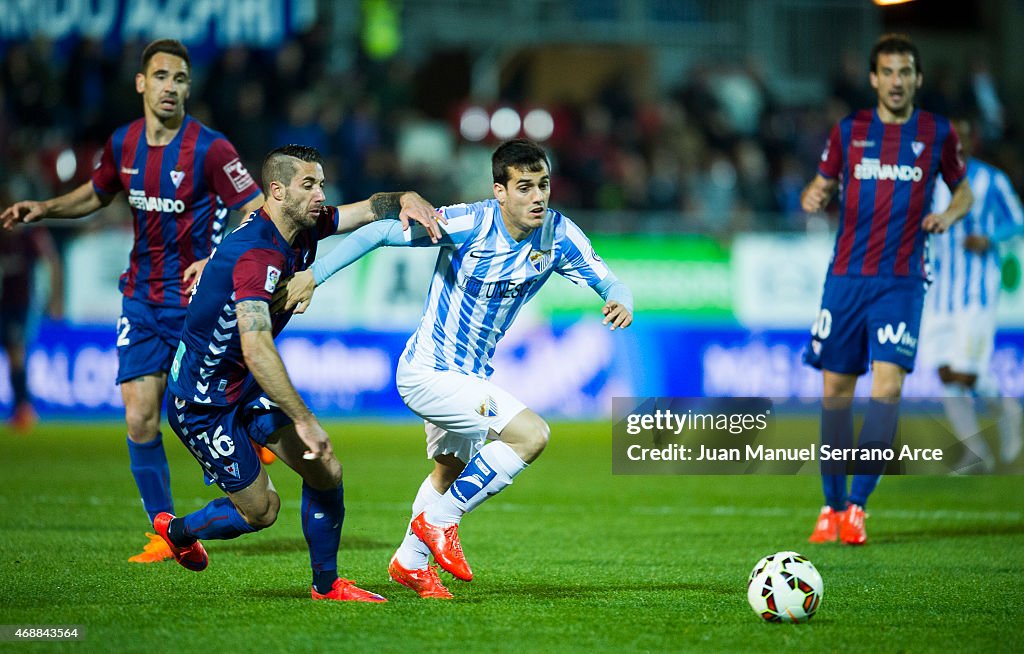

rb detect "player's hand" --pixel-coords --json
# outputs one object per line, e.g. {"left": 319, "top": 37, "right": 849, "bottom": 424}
{"left": 963, "top": 234, "right": 991, "bottom": 254}
{"left": 922, "top": 212, "right": 956, "bottom": 234}
{"left": 601, "top": 301, "right": 633, "bottom": 331}
{"left": 398, "top": 192, "right": 446, "bottom": 243}
{"left": 800, "top": 184, "right": 829, "bottom": 213}
{"left": 294, "top": 416, "right": 332, "bottom": 461}
{"left": 1, "top": 200, "right": 47, "bottom": 230}
{"left": 271, "top": 269, "right": 316, "bottom": 314}
{"left": 182, "top": 257, "right": 209, "bottom": 295}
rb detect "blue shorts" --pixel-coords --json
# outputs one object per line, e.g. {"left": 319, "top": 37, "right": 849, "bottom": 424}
{"left": 116, "top": 296, "right": 187, "bottom": 384}
{"left": 804, "top": 275, "right": 926, "bottom": 375}
{"left": 167, "top": 380, "right": 291, "bottom": 493}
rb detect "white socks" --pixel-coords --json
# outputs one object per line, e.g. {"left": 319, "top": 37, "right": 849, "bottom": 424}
{"left": 395, "top": 476, "right": 441, "bottom": 570}
{"left": 424, "top": 441, "right": 527, "bottom": 527}
{"left": 396, "top": 442, "right": 529, "bottom": 570}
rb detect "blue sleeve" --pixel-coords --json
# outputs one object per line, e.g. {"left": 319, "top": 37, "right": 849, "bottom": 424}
{"left": 593, "top": 272, "right": 634, "bottom": 315}
{"left": 310, "top": 220, "right": 408, "bottom": 285}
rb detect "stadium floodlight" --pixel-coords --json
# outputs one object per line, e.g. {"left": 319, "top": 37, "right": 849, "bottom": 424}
{"left": 55, "top": 148, "right": 78, "bottom": 183}
{"left": 459, "top": 106, "right": 490, "bottom": 142}
{"left": 523, "top": 109, "right": 554, "bottom": 141}
{"left": 490, "top": 107, "right": 521, "bottom": 140}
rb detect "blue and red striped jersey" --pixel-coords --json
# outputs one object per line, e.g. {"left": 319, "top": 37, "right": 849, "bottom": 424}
{"left": 91, "top": 115, "right": 262, "bottom": 307}
{"left": 817, "top": 108, "right": 966, "bottom": 278}
{"left": 168, "top": 206, "right": 339, "bottom": 406}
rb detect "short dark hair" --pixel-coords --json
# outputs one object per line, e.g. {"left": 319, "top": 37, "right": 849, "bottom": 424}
{"left": 869, "top": 33, "right": 921, "bottom": 74}
{"left": 262, "top": 144, "right": 324, "bottom": 188}
{"left": 492, "top": 138, "right": 550, "bottom": 185}
{"left": 140, "top": 39, "right": 191, "bottom": 74}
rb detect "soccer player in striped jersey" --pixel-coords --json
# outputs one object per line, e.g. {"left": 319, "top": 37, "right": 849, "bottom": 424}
{"left": 0, "top": 40, "right": 265, "bottom": 562}
{"left": 278, "top": 138, "right": 633, "bottom": 597}
{"left": 801, "top": 34, "right": 973, "bottom": 545}
{"left": 156, "top": 144, "right": 440, "bottom": 601}
{"left": 921, "top": 117, "right": 1024, "bottom": 472}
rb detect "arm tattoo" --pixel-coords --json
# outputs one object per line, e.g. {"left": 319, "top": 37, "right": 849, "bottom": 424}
{"left": 236, "top": 300, "right": 272, "bottom": 333}
{"left": 369, "top": 192, "right": 403, "bottom": 221}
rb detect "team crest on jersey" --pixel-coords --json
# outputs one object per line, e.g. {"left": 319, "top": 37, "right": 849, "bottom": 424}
{"left": 224, "top": 461, "right": 240, "bottom": 479}
{"left": 528, "top": 249, "right": 551, "bottom": 273}
{"left": 170, "top": 169, "right": 185, "bottom": 188}
{"left": 477, "top": 396, "right": 499, "bottom": 418}
{"left": 265, "top": 266, "right": 281, "bottom": 293}
{"left": 911, "top": 141, "right": 925, "bottom": 158}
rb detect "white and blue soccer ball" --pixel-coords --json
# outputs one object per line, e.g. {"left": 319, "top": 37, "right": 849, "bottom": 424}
{"left": 747, "top": 551, "right": 824, "bottom": 623}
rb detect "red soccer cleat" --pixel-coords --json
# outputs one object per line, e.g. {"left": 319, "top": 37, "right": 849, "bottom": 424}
{"left": 128, "top": 532, "right": 174, "bottom": 563}
{"left": 388, "top": 554, "right": 454, "bottom": 599}
{"left": 311, "top": 578, "right": 387, "bottom": 602}
{"left": 808, "top": 506, "right": 840, "bottom": 543}
{"left": 840, "top": 504, "right": 868, "bottom": 545}
{"left": 153, "top": 512, "right": 209, "bottom": 571}
{"left": 410, "top": 512, "right": 473, "bottom": 581}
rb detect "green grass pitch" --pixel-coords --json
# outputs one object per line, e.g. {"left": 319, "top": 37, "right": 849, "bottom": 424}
{"left": 1, "top": 420, "right": 1022, "bottom": 652}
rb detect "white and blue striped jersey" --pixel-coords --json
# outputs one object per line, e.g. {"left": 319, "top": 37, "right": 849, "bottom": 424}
{"left": 402, "top": 199, "right": 610, "bottom": 377}
{"left": 928, "top": 158, "right": 1024, "bottom": 316}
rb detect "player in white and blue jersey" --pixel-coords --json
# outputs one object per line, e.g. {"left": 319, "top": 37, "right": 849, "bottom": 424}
{"left": 279, "top": 139, "right": 633, "bottom": 598}
{"left": 921, "top": 117, "right": 1024, "bottom": 471}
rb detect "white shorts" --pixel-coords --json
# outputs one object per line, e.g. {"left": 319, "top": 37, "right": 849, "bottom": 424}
{"left": 919, "top": 307, "right": 997, "bottom": 375}
{"left": 396, "top": 357, "right": 527, "bottom": 462}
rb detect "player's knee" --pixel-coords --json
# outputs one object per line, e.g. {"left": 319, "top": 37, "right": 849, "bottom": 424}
{"left": 243, "top": 493, "right": 280, "bottom": 530}
{"left": 520, "top": 416, "right": 550, "bottom": 461}
{"left": 124, "top": 406, "right": 161, "bottom": 442}
{"left": 871, "top": 379, "right": 903, "bottom": 401}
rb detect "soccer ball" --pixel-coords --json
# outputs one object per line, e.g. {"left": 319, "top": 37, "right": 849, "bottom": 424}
{"left": 747, "top": 551, "right": 824, "bottom": 623}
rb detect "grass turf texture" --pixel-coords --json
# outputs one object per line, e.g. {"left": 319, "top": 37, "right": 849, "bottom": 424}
{"left": 1, "top": 420, "right": 1022, "bottom": 653}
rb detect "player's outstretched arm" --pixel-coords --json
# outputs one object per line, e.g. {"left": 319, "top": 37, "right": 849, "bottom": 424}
{"left": 800, "top": 175, "right": 838, "bottom": 213}
{"left": 1, "top": 181, "right": 108, "bottom": 230}
{"left": 923, "top": 178, "right": 973, "bottom": 234}
{"left": 237, "top": 299, "right": 330, "bottom": 459}
{"left": 334, "top": 191, "right": 445, "bottom": 242}
{"left": 271, "top": 219, "right": 417, "bottom": 314}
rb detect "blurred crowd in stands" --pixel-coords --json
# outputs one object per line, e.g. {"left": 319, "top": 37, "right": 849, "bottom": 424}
{"left": 2, "top": 30, "right": 1021, "bottom": 237}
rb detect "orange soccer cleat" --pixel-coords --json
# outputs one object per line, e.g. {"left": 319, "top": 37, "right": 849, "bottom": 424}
{"left": 808, "top": 506, "right": 840, "bottom": 543}
{"left": 410, "top": 513, "right": 473, "bottom": 581}
{"left": 388, "top": 554, "right": 454, "bottom": 599}
{"left": 128, "top": 532, "right": 174, "bottom": 563}
{"left": 252, "top": 441, "right": 276, "bottom": 465}
{"left": 153, "top": 512, "right": 209, "bottom": 571}
{"left": 9, "top": 402, "right": 37, "bottom": 433}
{"left": 840, "top": 504, "right": 868, "bottom": 545}
{"left": 311, "top": 578, "right": 387, "bottom": 602}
